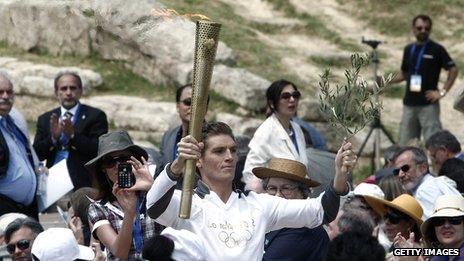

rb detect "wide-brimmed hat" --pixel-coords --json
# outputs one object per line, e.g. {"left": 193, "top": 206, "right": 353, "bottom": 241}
{"left": 31, "top": 228, "right": 95, "bottom": 261}
{"left": 421, "top": 195, "right": 464, "bottom": 246}
{"left": 252, "top": 158, "right": 320, "bottom": 188}
{"left": 363, "top": 194, "right": 423, "bottom": 228}
{"left": 352, "top": 183, "right": 385, "bottom": 199}
{"left": 84, "top": 130, "right": 148, "bottom": 174}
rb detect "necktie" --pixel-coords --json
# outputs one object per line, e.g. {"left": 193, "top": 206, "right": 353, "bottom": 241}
{"left": 59, "top": 111, "right": 73, "bottom": 146}
{"left": 54, "top": 111, "right": 73, "bottom": 164}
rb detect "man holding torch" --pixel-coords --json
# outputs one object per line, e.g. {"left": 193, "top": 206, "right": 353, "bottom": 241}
{"left": 130, "top": 121, "right": 355, "bottom": 260}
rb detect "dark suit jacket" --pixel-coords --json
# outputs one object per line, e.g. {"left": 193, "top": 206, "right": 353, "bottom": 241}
{"left": 263, "top": 226, "right": 329, "bottom": 261}
{"left": 157, "top": 125, "right": 181, "bottom": 174}
{"left": 33, "top": 104, "right": 108, "bottom": 189}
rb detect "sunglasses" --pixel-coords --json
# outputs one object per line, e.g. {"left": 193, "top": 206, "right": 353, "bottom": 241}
{"left": 433, "top": 216, "right": 464, "bottom": 227}
{"left": 415, "top": 26, "right": 431, "bottom": 32}
{"left": 180, "top": 98, "right": 192, "bottom": 106}
{"left": 102, "top": 155, "right": 130, "bottom": 168}
{"left": 384, "top": 210, "right": 410, "bottom": 225}
{"left": 393, "top": 164, "right": 410, "bottom": 175}
{"left": 280, "top": 91, "right": 301, "bottom": 100}
{"left": 7, "top": 239, "right": 31, "bottom": 254}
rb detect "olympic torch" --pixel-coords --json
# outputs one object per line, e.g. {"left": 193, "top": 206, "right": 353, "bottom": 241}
{"left": 179, "top": 20, "right": 221, "bottom": 219}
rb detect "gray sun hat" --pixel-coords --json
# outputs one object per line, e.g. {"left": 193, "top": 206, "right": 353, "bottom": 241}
{"left": 84, "top": 130, "right": 148, "bottom": 174}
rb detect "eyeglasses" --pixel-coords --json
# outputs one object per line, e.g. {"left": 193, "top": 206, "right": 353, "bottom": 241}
{"left": 384, "top": 210, "right": 410, "bottom": 225}
{"left": 266, "top": 184, "right": 298, "bottom": 197}
{"left": 280, "top": 91, "right": 301, "bottom": 100}
{"left": 393, "top": 164, "right": 410, "bottom": 175}
{"left": 415, "top": 26, "right": 431, "bottom": 32}
{"left": 432, "top": 217, "right": 464, "bottom": 227}
{"left": 58, "top": 85, "right": 79, "bottom": 92}
{"left": 180, "top": 98, "right": 192, "bottom": 106}
{"left": 6, "top": 239, "right": 31, "bottom": 254}
{"left": 102, "top": 155, "right": 130, "bottom": 168}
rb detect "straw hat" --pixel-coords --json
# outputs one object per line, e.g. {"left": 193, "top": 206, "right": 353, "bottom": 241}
{"left": 421, "top": 195, "right": 464, "bottom": 246}
{"left": 252, "top": 158, "right": 320, "bottom": 188}
{"left": 363, "top": 194, "right": 423, "bottom": 228}
{"left": 84, "top": 130, "right": 148, "bottom": 174}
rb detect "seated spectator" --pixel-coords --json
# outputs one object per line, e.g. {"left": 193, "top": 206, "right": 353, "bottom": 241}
{"left": 142, "top": 227, "right": 206, "bottom": 261}
{"left": 378, "top": 175, "right": 407, "bottom": 201}
{"left": 31, "top": 227, "right": 94, "bottom": 261}
{"left": 68, "top": 187, "right": 99, "bottom": 246}
{"left": 346, "top": 183, "right": 385, "bottom": 224}
{"left": 439, "top": 158, "right": 464, "bottom": 194}
{"left": 393, "top": 146, "right": 460, "bottom": 219}
{"left": 425, "top": 130, "right": 464, "bottom": 174}
{"left": 254, "top": 158, "right": 329, "bottom": 260}
{"left": 243, "top": 79, "right": 309, "bottom": 192}
{"left": 421, "top": 195, "right": 464, "bottom": 260}
{"left": 364, "top": 194, "right": 423, "bottom": 252}
{"left": 326, "top": 209, "right": 375, "bottom": 240}
{"left": 0, "top": 213, "right": 27, "bottom": 246}
{"left": 326, "top": 231, "right": 385, "bottom": 261}
{"left": 4, "top": 217, "right": 43, "bottom": 261}
{"left": 85, "top": 130, "right": 162, "bottom": 260}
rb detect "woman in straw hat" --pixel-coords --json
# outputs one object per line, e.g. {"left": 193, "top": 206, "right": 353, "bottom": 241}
{"left": 253, "top": 157, "right": 330, "bottom": 261}
{"left": 421, "top": 195, "right": 464, "bottom": 260}
{"left": 85, "top": 130, "right": 162, "bottom": 260}
{"left": 364, "top": 194, "right": 423, "bottom": 252}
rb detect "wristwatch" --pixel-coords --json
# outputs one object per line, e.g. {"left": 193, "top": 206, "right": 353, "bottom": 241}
{"left": 439, "top": 89, "right": 447, "bottom": 97}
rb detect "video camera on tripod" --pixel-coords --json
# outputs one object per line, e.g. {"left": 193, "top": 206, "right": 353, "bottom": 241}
{"left": 362, "top": 37, "right": 384, "bottom": 49}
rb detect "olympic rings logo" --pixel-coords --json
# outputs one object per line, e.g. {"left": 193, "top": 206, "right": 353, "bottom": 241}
{"left": 218, "top": 230, "right": 252, "bottom": 248}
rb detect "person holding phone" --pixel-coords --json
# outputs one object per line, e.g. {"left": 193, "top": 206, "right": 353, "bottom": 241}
{"left": 85, "top": 130, "right": 163, "bottom": 260}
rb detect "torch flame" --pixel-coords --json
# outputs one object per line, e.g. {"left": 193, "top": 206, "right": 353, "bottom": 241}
{"left": 151, "top": 8, "right": 211, "bottom": 22}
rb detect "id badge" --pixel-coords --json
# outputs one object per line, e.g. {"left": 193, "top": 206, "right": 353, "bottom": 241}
{"left": 410, "top": 74, "right": 422, "bottom": 92}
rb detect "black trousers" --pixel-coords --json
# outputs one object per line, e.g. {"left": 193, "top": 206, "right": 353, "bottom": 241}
{"left": 0, "top": 194, "right": 38, "bottom": 220}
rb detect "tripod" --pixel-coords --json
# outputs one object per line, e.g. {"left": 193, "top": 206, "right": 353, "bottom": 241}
{"left": 357, "top": 38, "right": 395, "bottom": 170}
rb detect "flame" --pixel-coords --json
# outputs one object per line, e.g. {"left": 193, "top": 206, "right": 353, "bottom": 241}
{"left": 151, "top": 8, "right": 211, "bottom": 22}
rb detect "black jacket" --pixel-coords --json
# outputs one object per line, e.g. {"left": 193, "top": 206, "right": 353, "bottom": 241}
{"left": 33, "top": 104, "right": 108, "bottom": 189}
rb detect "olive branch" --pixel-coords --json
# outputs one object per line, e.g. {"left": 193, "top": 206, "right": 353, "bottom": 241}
{"left": 318, "top": 53, "right": 393, "bottom": 138}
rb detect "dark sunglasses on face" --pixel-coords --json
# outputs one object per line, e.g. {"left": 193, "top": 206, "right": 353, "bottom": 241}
{"left": 280, "top": 91, "right": 301, "bottom": 100}
{"left": 102, "top": 155, "right": 130, "bottom": 168}
{"left": 433, "top": 216, "right": 464, "bottom": 227}
{"left": 393, "top": 164, "right": 410, "bottom": 175}
{"left": 384, "top": 210, "right": 409, "bottom": 225}
{"left": 6, "top": 239, "right": 31, "bottom": 254}
{"left": 415, "top": 26, "right": 430, "bottom": 32}
{"left": 180, "top": 98, "right": 192, "bottom": 106}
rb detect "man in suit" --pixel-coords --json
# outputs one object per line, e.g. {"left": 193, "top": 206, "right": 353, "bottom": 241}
{"left": 0, "top": 71, "right": 39, "bottom": 218}
{"left": 33, "top": 72, "right": 108, "bottom": 190}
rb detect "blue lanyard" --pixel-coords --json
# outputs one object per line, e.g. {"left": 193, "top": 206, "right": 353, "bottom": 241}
{"left": 132, "top": 194, "right": 143, "bottom": 254}
{"left": 410, "top": 41, "right": 428, "bottom": 74}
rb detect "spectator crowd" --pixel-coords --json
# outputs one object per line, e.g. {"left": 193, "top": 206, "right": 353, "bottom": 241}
{"left": 0, "top": 13, "right": 464, "bottom": 261}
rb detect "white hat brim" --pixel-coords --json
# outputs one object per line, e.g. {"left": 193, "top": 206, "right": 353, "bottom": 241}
{"left": 77, "top": 245, "right": 95, "bottom": 261}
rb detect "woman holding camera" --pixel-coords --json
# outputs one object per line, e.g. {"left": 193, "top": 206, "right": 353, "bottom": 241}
{"left": 85, "top": 130, "right": 162, "bottom": 260}
{"left": 243, "top": 79, "right": 309, "bottom": 192}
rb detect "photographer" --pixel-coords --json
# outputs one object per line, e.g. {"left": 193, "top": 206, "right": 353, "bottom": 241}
{"left": 85, "top": 130, "right": 162, "bottom": 260}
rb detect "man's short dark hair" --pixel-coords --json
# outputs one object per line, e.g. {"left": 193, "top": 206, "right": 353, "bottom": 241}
{"left": 70, "top": 187, "right": 99, "bottom": 227}
{"left": 4, "top": 217, "right": 44, "bottom": 243}
{"left": 175, "top": 83, "right": 193, "bottom": 102}
{"left": 425, "top": 130, "right": 461, "bottom": 154}
{"left": 142, "top": 235, "right": 174, "bottom": 261}
{"left": 412, "top": 14, "right": 433, "bottom": 28}
{"left": 393, "top": 146, "right": 428, "bottom": 166}
{"left": 337, "top": 209, "right": 375, "bottom": 235}
{"left": 200, "top": 122, "right": 235, "bottom": 152}
{"left": 326, "top": 231, "right": 385, "bottom": 261}
{"left": 54, "top": 71, "right": 83, "bottom": 91}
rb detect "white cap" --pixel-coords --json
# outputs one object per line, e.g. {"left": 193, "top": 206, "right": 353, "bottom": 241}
{"left": 161, "top": 227, "right": 207, "bottom": 261}
{"left": 352, "top": 183, "right": 385, "bottom": 199}
{"left": 0, "top": 213, "right": 27, "bottom": 236}
{"left": 31, "top": 228, "right": 95, "bottom": 261}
